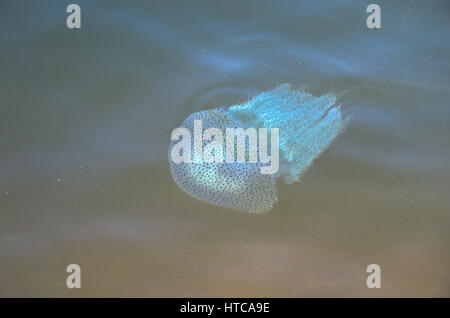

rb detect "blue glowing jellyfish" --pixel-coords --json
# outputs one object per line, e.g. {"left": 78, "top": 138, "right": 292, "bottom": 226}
{"left": 169, "top": 84, "right": 344, "bottom": 213}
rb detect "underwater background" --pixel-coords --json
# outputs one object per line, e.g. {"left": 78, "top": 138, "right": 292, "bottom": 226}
{"left": 0, "top": 0, "right": 449, "bottom": 296}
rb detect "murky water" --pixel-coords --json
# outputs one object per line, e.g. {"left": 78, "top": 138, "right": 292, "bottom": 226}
{"left": 1, "top": 0, "right": 449, "bottom": 297}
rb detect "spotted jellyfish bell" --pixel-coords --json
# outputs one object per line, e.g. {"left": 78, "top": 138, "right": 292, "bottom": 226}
{"left": 168, "top": 84, "right": 345, "bottom": 213}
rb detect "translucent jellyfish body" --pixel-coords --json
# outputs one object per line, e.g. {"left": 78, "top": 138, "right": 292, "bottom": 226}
{"left": 169, "top": 84, "right": 344, "bottom": 213}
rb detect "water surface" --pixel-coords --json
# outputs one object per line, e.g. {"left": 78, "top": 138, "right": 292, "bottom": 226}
{"left": 1, "top": 0, "right": 449, "bottom": 296}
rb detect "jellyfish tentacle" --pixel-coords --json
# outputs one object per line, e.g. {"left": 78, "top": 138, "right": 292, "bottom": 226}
{"left": 228, "top": 84, "right": 343, "bottom": 184}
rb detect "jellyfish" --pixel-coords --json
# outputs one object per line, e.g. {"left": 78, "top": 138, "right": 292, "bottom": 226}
{"left": 168, "top": 84, "right": 345, "bottom": 213}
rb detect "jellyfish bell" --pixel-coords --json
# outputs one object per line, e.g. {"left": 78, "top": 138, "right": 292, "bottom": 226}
{"left": 169, "top": 108, "right": 278, "bottom": 213}
{"left": 168, "top": 84, "right": 345, "bottom": 213}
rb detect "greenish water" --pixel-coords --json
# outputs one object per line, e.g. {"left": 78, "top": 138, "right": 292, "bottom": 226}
{"left": 0, "top": 0, "right": 449, "bottom": 296}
